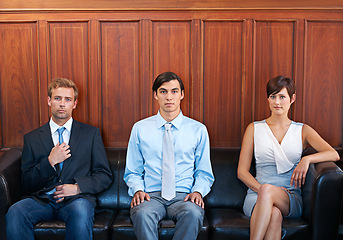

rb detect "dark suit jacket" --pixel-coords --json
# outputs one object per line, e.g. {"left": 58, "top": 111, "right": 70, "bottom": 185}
{"left": 21, "top": 120, "right": 112, "bottom": 207}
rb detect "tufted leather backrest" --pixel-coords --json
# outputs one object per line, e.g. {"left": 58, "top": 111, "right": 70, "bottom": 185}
{"left": 205, "top": 149, "right": 255, "bottom": 209}
{"left": 96, "top": 149, "right": 131, "bottom": 210}
{"left": 96, "top": 148, "right": 256, "bottom": 210}
{"left": 117, "top": 150, "right": 132, "bottom": 209}
{"left": 96, "top": 149, "right": 119, "bottom": 209}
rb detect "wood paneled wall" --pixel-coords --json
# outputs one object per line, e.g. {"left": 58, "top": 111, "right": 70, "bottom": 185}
{"left": 0, "top": 9, "right": 342, "bottom": 149}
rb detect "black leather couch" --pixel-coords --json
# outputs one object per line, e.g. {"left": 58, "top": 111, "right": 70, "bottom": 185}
{"left": 0, "top": 148, "right": 342, "bottom": 240}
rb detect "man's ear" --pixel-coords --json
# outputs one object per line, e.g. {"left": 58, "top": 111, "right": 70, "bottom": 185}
{"left": 47, "top": 97, "right": 51, "bottom": 107}
{"left": 291, "top": 94, "right": 296, "bottom": 104}
{"left": 181, "top": 90, "right": 184, "bottom": 100}
{"left": 73, "top": 99, "right": 78, "bottom": 109}
{"left": 154, "top": 91, "right": 158, "bottom": 100}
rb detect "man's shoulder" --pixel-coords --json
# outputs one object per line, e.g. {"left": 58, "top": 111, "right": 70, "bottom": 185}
{"left": 24, "top": 122, "right": 49, "bottom": 138}
{"left": 73, "top": 120, "right": 98, "bottom": 131}
{"left": 182, "top": 115, "right": 207, "bottom": 129}
{"left": 133, "top": 115, "right": 156, "bottom": 128}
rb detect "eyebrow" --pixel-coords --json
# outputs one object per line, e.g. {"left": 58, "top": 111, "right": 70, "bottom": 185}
{"left": 54, "top": 95, "right": 73, "bottom": 99}
{"left": 159, "top": 87, "right": 180, "bottom": 91}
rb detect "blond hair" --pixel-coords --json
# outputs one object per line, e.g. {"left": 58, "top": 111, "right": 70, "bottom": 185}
{"left": 48, "top": 78, "right": 79, "bottom": 101}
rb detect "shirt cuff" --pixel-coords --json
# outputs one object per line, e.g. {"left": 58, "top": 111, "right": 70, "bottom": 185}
{"left": 129, "top": 185, "right": 144, "bottom": 196}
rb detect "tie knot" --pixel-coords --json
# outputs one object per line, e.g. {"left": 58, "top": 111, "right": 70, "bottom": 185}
{"left": 57, "top": 127, "right": 66, "bottom": 135}
{"left": 164, "top": 123, "right": 172, "bottom": 131}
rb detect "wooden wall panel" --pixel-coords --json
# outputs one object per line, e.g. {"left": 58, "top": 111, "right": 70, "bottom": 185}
{"left": 0, "top": 10, "right": 342, "bottom": 150}
{"left": 0, "top": 22, "right": 39, "bottom": 147}
{"left": 203, "top": 20, "right": 244, "bottom": 147}
{"left": 100, "top": 21, "right": 140, "bottom": 147}
{"left": 304, "top": 21, "right": 343, "bottom": 148}
{"left": 152, "top": 21, "right": 192, "bottom": 117}
{"left": 254, "top": 21, "right": 296, "bottom": 121}
{"left": 48, "top": 21, "right": 89, "bottom": 123}
{"left": 1, "top": 0, "right": 343, "bottom": 10}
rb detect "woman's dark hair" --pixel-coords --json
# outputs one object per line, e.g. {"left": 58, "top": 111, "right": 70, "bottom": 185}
{"left": 152, "top": 72, "right": 184, "bottom": 93}
{"left": 267, "top": 75, "right": 295, "bottom": 98}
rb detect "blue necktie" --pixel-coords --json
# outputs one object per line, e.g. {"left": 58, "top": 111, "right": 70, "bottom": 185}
{"left": 162, "top": 123, "right": 175, "bottom": 200}
{"left": 57, "top": 127, "right": 66, "bottom": 170}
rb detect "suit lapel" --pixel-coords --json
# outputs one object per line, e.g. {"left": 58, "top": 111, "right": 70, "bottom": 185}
{"left": 39, "top": 123, "right": 54, "bottom": 155}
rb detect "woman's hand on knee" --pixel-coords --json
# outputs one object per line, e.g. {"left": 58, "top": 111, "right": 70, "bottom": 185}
{"left": 131, "top": 191, "right": 150, "bottom": 208}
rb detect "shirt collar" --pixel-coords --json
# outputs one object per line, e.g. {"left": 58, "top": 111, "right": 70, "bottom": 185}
{"left": 49, "top": 117, "right": 73, "bottom": 134}
{"left": 156, "top": 111, "right": 183, "bottom": 130}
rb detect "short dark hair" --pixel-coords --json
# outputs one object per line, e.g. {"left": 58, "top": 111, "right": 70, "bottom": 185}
{"left": 48, "top": 78, "right": 79, "bottom": 101}
{"left": 267, "top": 75, "right": 295, "bottom": 98}
{"left": 152, "top": 72, "right": 185, "bottom": 93}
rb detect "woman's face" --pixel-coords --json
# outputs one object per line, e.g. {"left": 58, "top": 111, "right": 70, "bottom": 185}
{"left": 268, "top": 87, "right": 295, "bottom": 115}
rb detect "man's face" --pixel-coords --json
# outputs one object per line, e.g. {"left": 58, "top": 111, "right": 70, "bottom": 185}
{"left": 154, "top": 79, "right": 184, "bottom": 116}
{"left": 48, "top": 87, "right": 77, "bottom": 125}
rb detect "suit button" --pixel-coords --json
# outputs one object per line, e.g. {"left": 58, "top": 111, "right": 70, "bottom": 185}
{"left": 59, "top": 180, "right": 62, "bottom": 183}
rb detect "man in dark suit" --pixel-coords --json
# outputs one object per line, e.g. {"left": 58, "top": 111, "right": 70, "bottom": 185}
{"left": 6, "top": 78, "right": 112, "bottom": 240}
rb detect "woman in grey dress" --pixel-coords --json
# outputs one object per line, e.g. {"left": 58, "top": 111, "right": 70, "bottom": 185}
{"left": 237, "top": 76, "right": 339, "bottom": 240}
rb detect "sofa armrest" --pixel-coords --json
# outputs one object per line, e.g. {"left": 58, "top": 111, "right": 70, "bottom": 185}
{"left": 0, "top": 148, "right": 22, "bottom": 240}
{"left": 302, "top": 160, "right": 343, "bottom": 240}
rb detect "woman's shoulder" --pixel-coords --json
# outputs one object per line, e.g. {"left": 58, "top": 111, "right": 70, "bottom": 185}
{"left": 301, "top": 123, "right": 316, "bottom": 134}
{"left": 291, "top": 120, "right": 304, "bottom": 127}
{"left": 253, "top": 120, "right": 266, "bottom": 125}
{"left": 289, "top": 121, "right": 304, "bottom": 132}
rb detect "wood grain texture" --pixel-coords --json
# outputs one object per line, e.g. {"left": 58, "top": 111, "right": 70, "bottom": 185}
{"left": 1, "top": 0, "right": 343, "bottom": 10}
{"left": 203, "top": 20, "right": 244, "bottom": 147}
{"left": 100, "top": 21, "right": 140, "bottom": 147}
{"left": 304, "top": 21, "right": 343, "bottom": 147}
{"left": 0, "top": 22, "right": 39, "bottom": 147}
{"left": 254, "top": 20, "right": 296, "bottom": 121}
{"left": 0, "top": 9, "right": 342, "bottom": 149}
{"left": 48, "top": 21, "right": 89, "bottom": 123}
{"left": 151, "top": 21, "right": 192, "bottom": 116}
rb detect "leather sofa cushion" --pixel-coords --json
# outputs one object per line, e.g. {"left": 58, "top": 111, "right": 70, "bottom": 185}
{"left": 33, "top": 209, "right": 115, "bottom": 240}
{"left": 110, "top": 209, "right": 209, "bottom": 240}
{"left": 207, "top": 208, "right": 309, "bottom": 240}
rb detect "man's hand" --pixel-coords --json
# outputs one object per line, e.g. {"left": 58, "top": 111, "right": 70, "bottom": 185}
{"left": 48, "top": 143, "right": 71, "bottom": 167}
{"left": 184, "top": 192, "right": 204, "bottom": 209}
{"left": 131, "top": 191, "right": 150, "bottom": 208}
{"left": 53, "top": 184, "right": 81, "bottom": 203}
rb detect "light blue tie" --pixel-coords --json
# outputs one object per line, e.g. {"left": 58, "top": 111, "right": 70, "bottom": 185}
{"left": 57, "top": 127, "right": 66, "bottom": 170}
{"left": 162, "top": 123, "right": 175, "bottom": 200}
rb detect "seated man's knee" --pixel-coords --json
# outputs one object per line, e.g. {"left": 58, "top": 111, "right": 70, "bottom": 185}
{"left": 66, "top": 199, "right": 94, "bottom": 221}
{"left": 6, "top": 205, "right": 18, "bottom": 224}
{"left": 131, "top": 205, "right": 161, "bottom": 224}
{"left": 6, "top": 201, "right": 28, "bottom": 223}
{"left": 179, "top": 203, "right": 204, "bottom": 222}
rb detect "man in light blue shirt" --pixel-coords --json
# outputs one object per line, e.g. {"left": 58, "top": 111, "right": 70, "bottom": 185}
{"left": 124, "top": 72, "right": 214, "bottom": 240}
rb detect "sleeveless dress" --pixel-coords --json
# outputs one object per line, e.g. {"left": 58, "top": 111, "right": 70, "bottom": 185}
{"left": 243, "top": 120, "right": 303, "bottom": 218}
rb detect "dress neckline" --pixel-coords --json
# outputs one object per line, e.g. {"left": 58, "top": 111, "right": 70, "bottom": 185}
{"left": 263, "top": 120, "right": 293, "bottom": 145}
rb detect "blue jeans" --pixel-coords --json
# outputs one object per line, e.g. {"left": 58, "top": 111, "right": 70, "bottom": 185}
{"left": 6, "top": 197, "right": 94, "bottom": 240}
{"left": 130, "top": 192, "right": 204, "bottom": 240}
